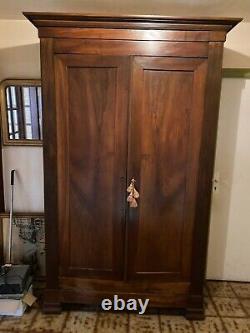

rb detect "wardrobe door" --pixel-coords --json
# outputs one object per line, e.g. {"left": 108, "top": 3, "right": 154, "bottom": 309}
{"left": 55, "top": 55, "right": 129, "bottom": 279}
{"left": 127, "top": 56, "right": 207, "bottom": 281}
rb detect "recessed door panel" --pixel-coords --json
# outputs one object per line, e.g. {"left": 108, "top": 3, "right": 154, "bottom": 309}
{"left": 127, "top": 57, "right": 207, "bottom": 280}
{"left": 55, "top": 55, "right": 129, "bottom": 279}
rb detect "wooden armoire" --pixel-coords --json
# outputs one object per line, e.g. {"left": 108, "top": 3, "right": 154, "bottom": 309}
{"left": 24, "top": 13, "right": 241, "bottom": 319}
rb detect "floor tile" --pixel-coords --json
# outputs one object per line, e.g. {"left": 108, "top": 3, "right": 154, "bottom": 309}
{"left": 130, "top": 314, "right": 160, "bottom": 333}
{"left": 62, "top": 311, "right": 97, "bottom": 333}
{"left": 230, "top": 282, "right": 250, "bottom": 298}
{"left": 204, "top": 297, "right": 217, "bottom": 316}
{"left": 1, "top": 280, "right": 250, "bottom": 333}
{"left": 0, "top": 308, "right": 37, "bottom": 332}
{"left": 30, "top": 311, "right": 67, "bottom": 332}
{"left": 96, "top": 313, "right": 128, "bottom": 333}
{"left": 203, "top": 285, "right": 209, "bottom": 297}
{"left": 193, "top": 317, "right": 225, "bottom": 333}
{"left": 239, "top": 298, "right": 250, "bottom": 316}
{"left": 206, "top": 281, "right": 235, "bottom": 297}
{"left": 213, "top": 297, "right": 246, "bottom": 317}
{"left": 223, "top": 317, "right": 250, "bottom": 333}
{"left": 160, "top": 315, "right": 193, "bottom": 333}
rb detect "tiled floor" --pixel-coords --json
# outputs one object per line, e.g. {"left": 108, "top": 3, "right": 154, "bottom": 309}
{"left": 0, "top": 280, "right": 250, "bottom": 332}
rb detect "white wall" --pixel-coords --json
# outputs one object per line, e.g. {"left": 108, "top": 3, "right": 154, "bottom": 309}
{"left": 205, "top": 22, "right": 250, "bottom": 281}
{"left": 221, "top": 79, "right": 250, "bottom": 281}
{"left": 1, "top": 0, "right": 250, "bottom": 20}
{"left": 207, "top": 78, "right": 250, "bottom": 281}
{"left": 0, "top": 20, "right": 43, "bottom": 212}
{"left": 0, "top": 19, "right": 250, "bottom": 280}
{"left": 223, "top": 22, "right": 250, "bottom": 68}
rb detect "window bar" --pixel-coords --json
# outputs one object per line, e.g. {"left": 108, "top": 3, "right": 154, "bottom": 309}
{"left": 37, "top": 87, "right": 43, "bottom": 140}
{"left": 15, "top": 86, "right": 26, "bottom": 139}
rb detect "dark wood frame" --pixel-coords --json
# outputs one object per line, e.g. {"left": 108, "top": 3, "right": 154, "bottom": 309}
{"left": 24, "top": 13, "right": 242, "bottom": 318}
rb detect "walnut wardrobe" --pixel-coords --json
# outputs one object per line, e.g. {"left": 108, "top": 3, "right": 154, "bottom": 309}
{"left": 24, "top": 13, "right": 241, "bottom": 319}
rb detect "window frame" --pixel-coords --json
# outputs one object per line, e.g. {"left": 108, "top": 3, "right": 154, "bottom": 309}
{"left": 0, "top": 79, "right": 42, "bottom": 146}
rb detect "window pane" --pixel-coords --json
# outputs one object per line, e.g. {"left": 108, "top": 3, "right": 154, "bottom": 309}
{"left": 25, "top": 125, "right": 32, "bottom": 140}
{"left": 13, "top": 110, "right": 19, "bottom": 139}
{"left": 8, "top": 110, "right": 12, "bottom": 125}
{"left": 8, "top": 123, "right": 13, "bottom": 139}
{"left": 13, "top": 109, "right": 18, "bottom": 127}
{"left": 37, "top": 87, "right": 42, "bottom": 110}
{"left": 24, "top": 106, "right": 32, "bottom": 124}
{"left": 22, "top": 87, "right": 30, "bottom": 106}
{"left": 10, "top": 86, "right": 17, "bottom": 108}
{"left": 6, "top": 87, "right": 10, "bottom": 108}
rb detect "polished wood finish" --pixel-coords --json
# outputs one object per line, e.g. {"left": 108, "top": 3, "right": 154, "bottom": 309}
{"left": 40, "top": 38, "right": 62, "bottom": 313}
{"left": 24, "top": 13, "right": 241, "bottom": 318}
{"left": 60, "top": 277, "right": 190, "bottom": 307}
{"left": 38, "top": 28, "right": 226, "bottom": 41}
{"left": 187, "top": 42, "right": 225, "bottom": 319}
{"left": 54, "top": 39, "right": 208, "bottom": 57}
{"left": 127, "top": 57, "right": 207, "bottom": 281}
{"left": 55, "top": 55, "right": 129, "bottom": 279}
{"left": 24, "top": 12, "right": 240, "bottom": 31}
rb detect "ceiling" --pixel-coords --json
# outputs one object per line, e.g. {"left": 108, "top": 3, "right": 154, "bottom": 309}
{"left": 0, "top": 0, "right": 249, "bottom": 21}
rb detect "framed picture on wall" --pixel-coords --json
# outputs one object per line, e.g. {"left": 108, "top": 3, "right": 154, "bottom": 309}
{"left": 0, "top": 213, "right": 45, "bottom": 279}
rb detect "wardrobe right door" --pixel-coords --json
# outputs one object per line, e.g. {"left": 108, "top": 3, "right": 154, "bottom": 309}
{"left": 127, "top": 56, "right": 208, "bottom": 281}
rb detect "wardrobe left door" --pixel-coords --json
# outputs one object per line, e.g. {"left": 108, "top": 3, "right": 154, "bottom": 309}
{"left": 54, "top": 54, "right": 129, "bottom": 280}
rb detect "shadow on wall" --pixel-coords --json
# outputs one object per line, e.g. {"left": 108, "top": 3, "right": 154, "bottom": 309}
{"left": 223, "top": 48, "right": 250, "bottom": 68}
{"left": 0, "top": 43, "right": 40, "bottom": 80}
{"left": 207, "top": 74, "right": 246, "bottom": 279}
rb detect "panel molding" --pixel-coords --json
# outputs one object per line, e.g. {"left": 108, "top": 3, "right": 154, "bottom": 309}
{"left": 23, "top": 13, "right": 241, "bottom": 33}
{"left": 127, "top": 56, "right": 207, "bottom": 281}
{"left": 54, "top": 39, "right": 208, "bottom": 58}
{"left": 54, "top": 54, "right": 129, "bottom": 279}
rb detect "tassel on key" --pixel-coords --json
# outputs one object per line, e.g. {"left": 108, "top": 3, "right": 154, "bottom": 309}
{"left": 127, "top": 178, "right": 139, "bottom": 208}
{"left": 130, "top": 197, "right": 138, "bottom": 208}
